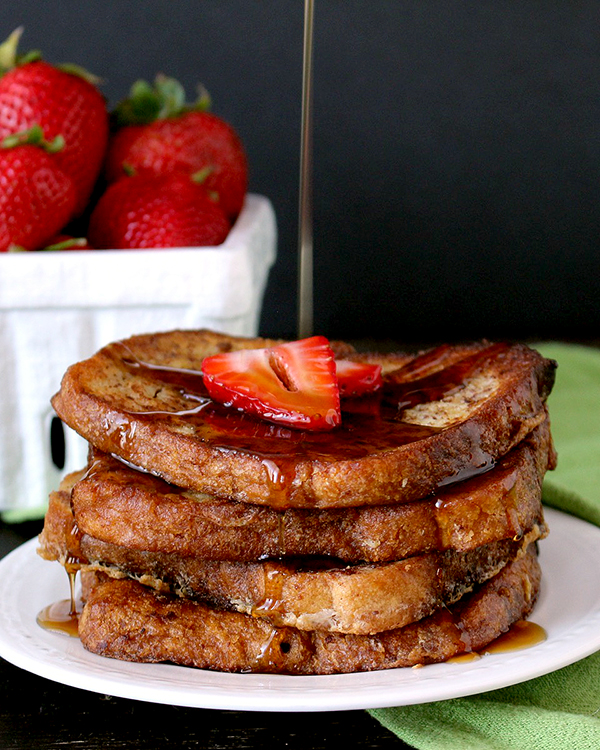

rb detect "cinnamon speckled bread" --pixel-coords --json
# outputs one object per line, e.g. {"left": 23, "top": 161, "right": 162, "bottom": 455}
{"left": 77, "top": 545, "right": 542, "bottom": 674}
{"left": 51, "top": 330, "right": 556, "bottom": 509}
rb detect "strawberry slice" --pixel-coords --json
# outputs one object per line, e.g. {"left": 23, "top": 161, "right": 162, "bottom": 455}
{"left": 201, "top": 336, "right": 341, "bottom": 430}
{"left": 335, "top": 360, "right": 383, "bottom": 397}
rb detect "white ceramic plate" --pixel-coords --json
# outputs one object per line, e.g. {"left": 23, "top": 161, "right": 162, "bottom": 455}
{"left": 0, "top": 507, "right": 598, "bottom": 712}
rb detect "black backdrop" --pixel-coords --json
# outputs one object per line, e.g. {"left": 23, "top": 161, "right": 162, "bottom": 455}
{"left": 2, "top": 1, "right": 599, "bottom": 343}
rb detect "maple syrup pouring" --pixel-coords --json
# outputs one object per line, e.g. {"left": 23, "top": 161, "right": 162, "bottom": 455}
{"left": 297, "top": 0, "right": 315, "bottom": 338}
{"left": 37, "top": 517, "right": 87, "bottom": 638}
{"left": 252, "top": 562, "right": 285, "bottom": 618}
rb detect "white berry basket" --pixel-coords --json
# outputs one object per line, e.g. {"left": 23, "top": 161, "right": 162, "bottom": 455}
{"left": 0, "top": 193, "right": 277, "bottom": 518}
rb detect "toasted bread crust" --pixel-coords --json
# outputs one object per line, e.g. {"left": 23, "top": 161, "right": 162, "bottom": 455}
{"left": 52, "top": 420, "right": 552, "bottom": 563}
{"left": 78, "top": 528, "right": 544, "bottom": 635}
{"left": 78, "top": 545, "right": 541, "bottom": 674}
{"left": 38, "top": 473, "right": 546, "bottom": 634}
{"left": 51, "top": 330, "right": 556, "bottom": 509}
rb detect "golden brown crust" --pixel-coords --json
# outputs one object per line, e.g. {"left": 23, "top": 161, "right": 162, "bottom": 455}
{"left": 37, "top": 470, "right": 84, "bottom": 565}
{"left": 66, "top": 420, "right": 552, "bottom": 562}
{"left": 78, "top": 545, "right": 541, "bottom": 674}
{"left": 38, "top": 468, "right": 547, "bottom": 635}
{"left": 51, "top": 330, "right": 557, "bottom": 509}
{"left": 79, "top": 528, "right": 544, "bottom": 635}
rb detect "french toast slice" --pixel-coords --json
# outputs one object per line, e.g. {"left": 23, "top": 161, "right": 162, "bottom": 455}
{"left": 51, "top": 419, "right": 553, "bottom": 563}
{"left": 51, "top": 330, "right": 556, "bottom": 509}
{"left": 70, "top": 530, "right": 545, "bottom": 635}
{"left": 77, "top": 545, "right": 542, "bottom": 674}
{"left": 38, "top": 477, "right": 546, "bottom": 635}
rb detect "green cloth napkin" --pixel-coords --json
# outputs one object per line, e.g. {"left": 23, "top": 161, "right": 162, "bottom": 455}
{"left": 369, "top": 343, "right": 600, "bottom": 750}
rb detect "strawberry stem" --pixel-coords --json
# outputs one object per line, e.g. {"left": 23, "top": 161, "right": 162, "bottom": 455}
{"left": 41, "top": 237, "right": 88, "bottom": 251}
{"left": 112, "top": 74, "right": 212, "bottom": 126}
{"left": 154, "top": 73, "right": 187, "bottom": 117}
{"left": 0, "top": 27, "right": 23, "bottom": 73}
{"left": 0, "top": 26, "right": 42, "bottom": 73}
{"left": 1, "top": 124, "right": 65, "bottom": 152}
{"left": 194, "top": 83, "right": 212, "bottom": 111}
{"left": 0, "top": 27, "right": 99, "bottom": 83}
{"left": 57, "top": 62, "right": 103, "bottom": 87}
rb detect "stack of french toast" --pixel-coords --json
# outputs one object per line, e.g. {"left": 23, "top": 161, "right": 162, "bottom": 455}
{"left": 38, "top": 329, "right": 557, "bottom": 674}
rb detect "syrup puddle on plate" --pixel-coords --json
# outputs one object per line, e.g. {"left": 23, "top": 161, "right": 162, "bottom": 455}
{"left": 37, "top": 568, "right": 82, "bottom": 638}
{"left": 36, "top": 599, "right": 81, "bottom": 638}
{"left": 447, "top": 620, "right": 547, "bottom": 663}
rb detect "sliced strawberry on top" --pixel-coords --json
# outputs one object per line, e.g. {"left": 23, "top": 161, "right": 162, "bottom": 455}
{"left": 335, "top": 359, "right": 383, "bottom": 397}
{"left": 201, "top": 336, "right": 341, "bottom": 431}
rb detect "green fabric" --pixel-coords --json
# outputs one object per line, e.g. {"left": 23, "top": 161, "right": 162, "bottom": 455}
{"left": 1, "top": 503, "right": 47, "bottom": 524}
{"left": 369, "top": 343, "right": 600, "bottom": 749}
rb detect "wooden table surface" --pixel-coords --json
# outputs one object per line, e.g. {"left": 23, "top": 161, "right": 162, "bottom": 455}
{"left": 0, "top": 518, "right": 412, "bottom": 750}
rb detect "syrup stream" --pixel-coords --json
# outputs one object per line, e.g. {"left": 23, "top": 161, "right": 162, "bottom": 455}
{"left": 297, "top": 0, "right": 315, "bottom": 338}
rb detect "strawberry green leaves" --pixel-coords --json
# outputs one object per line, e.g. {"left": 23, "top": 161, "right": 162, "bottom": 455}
{"left": 112, "top": 74, "right": 211, "bottom": 127}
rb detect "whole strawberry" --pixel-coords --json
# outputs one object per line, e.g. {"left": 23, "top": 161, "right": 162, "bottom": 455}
{"left": 0, "top": 28, "right": 108, "bottom": 216}
{"left": 105, "top": 75, "right": 247, "bottom": 220}
{"left": 0, "top": 126, "right": 76, "bottom": 252}
{"left": 87, "top": 172, "right": 231, "bottom": 249}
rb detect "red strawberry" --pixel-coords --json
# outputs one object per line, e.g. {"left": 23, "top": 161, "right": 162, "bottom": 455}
{"left": 0, "top": 28, "right": 108, "bottom": 216}
{"left": 202, "top": 337, "right": 342, "bottom": 431}
{"left": 105, "top": 75, "right": 247, "bottom": 220}
{"left": 87, "top": 172, "right": 231, "bottom": 249}
{"left": 0, "top": 126, "right": 76, "bottom": 252}
{"left": 335, "top": 360, "right": 383, "bottom": 397}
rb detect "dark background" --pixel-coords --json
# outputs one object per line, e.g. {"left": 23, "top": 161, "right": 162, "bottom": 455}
{"left": 2, "top": 1, "right": 599, "bottom": 344}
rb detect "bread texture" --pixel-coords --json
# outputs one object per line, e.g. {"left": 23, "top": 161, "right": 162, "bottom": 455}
{"left": 51, "top": 330, "right": 556, "bottom": 509}
{"left": 38, "top": 476, "right": 545, "bottom": 633}
{"left": 77, "top": 545, "right": 541, "bottom": 674}
{"left": 56, "top": 418, "right": 552, "bottom": 563}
